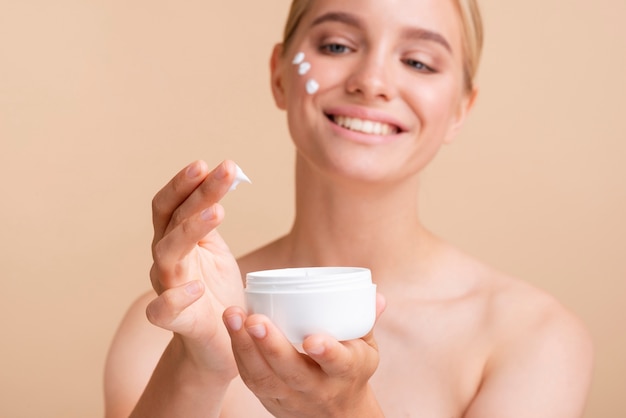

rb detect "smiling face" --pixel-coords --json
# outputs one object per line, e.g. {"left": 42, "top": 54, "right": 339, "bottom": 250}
{"left": 271, "top": 0, "right": 478, "bottom": 185}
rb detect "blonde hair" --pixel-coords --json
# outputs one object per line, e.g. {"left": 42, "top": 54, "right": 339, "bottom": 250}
{"left": 282, "top": 0, "right": 484, "bottom": 91}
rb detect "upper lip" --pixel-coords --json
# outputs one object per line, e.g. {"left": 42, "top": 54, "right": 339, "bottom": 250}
{"left": 324, "top": 106, "right": 408, "bottom": 133}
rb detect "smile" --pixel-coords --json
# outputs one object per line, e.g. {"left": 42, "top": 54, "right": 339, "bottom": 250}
{"left": 328, "top": 114, "right": 400, "bottom": 136}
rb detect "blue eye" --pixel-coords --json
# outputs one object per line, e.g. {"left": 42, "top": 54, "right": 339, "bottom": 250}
{"left": 321, "top": 43, "right": 351, "bottom": 54}
{"left": 405, "top": 59, "right": 434, "bottom": 72}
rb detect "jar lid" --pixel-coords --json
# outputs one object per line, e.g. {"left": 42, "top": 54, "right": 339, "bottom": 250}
{"left": 245, "top": 267, "right": 372, "bottom": 293}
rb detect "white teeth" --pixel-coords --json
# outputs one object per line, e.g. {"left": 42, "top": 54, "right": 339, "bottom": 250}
{"left": 333, "top": 116, "right": 398, "bottom": 135}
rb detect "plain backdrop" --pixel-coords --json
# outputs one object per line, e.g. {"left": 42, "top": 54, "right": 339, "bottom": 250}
{"left": 1, "top": 0, "right": 624, "bottom": 416}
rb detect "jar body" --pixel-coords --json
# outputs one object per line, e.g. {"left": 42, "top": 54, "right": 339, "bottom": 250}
{"left": 245, "top": 267, "right": 376, "bottom": 343}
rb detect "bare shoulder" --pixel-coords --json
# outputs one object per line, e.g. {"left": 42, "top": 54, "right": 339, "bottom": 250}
{"left": 104, "top": 291, "right": 172, "bottom": 418}
{"left": 466, "top": 259, "right": 594, "bottom": 417}
{"left": 483, "top": 268, "right": 593, "bottom": 361}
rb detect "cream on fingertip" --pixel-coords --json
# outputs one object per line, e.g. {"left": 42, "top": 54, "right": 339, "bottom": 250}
{"left": 229, "top": 164, "right": 252, "bottom": 191}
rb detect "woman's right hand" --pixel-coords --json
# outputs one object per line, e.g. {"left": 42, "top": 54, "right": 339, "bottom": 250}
{"left": 146, "top": 159, "right": 246, "bottom": 379}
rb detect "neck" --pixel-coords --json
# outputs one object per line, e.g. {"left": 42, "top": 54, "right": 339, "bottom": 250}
{"left": 280, "top": 154, "right": 437, "bottom": 283}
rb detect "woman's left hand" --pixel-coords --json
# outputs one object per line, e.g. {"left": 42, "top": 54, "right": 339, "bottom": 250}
{"left": 222, "top": 294, "right": 386, "bottom": 418}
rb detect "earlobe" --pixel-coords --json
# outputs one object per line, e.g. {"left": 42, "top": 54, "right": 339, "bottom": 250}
{"left": 270, "top": 43, "right": 287, "bottom": 110}
{"left": 444, "top": 87, "right": 479, "bottom": 144}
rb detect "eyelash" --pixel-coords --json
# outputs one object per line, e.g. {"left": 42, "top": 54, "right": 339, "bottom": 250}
{"left": 318, "top": 41, "right": 437, "bottom": 73}
{"left": 403, "top": 58, "right": 436, "bottom": 73}
{"left": 319, "top": 42, "right": 352, "bottom": 55}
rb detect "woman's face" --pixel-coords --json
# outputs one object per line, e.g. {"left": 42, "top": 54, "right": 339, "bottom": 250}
{"left": 271, "top": 0, "right": 476, "bottom": 185}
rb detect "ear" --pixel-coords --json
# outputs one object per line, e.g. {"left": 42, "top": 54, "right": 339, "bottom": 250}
{"left": 444, "top": 87, "right": 479, "bottom": 144}
{"left": 270, "top": 43, "right": 287, "bottom": 110}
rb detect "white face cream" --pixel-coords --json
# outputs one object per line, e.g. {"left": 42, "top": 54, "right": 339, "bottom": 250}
{"left": 229, "top": 164, "right": 251, "bottom": 191}
{"left": 305, "top": 79, "right": 319, "bottom": 95}
{"left": 245, "top": 267, "right": 377, "bottom": 343}
{"left": 298, "top": 61, "right": 311, "bottom": 75}
{"left": 293, "top": 51, "right": 319, "bottom": 95}
{"left": 292, "top": 51, "right": 305, "bottom": 65}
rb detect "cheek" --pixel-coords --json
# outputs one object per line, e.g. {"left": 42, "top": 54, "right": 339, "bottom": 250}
{"left": 288, "top": 51, "right": 321, "bottom": 96}
{"left": 287, "top": 50, "right": 347, "bottom": 98}
{"left": 410, "top": 78, "right": 463, "bottom": 129}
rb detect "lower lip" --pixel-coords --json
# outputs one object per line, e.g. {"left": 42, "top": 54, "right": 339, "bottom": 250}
{"left": 327, "top": 117, "right": 402, "bottom": 145}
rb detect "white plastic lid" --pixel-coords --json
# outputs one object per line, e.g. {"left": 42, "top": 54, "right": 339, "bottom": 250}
{"left": 245, "top": 267, "right": 372, "bottom": 293}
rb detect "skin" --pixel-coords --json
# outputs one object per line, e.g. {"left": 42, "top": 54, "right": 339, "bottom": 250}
{"left": 104, "top": 0, "right": 594, "bottom": 416}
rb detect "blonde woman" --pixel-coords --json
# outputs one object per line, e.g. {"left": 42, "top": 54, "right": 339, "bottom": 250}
{"left": 105, "top": 0, "right": 593, "bottom": 416}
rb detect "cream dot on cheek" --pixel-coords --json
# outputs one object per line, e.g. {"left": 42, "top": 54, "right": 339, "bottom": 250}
{"left": 292, "top": 52, "right": 305, "bottom": 65}
{"left": 298, "top": 62, "right": 311, "bottom": 75}
{"left": 306, "top": 79, "right": 319, "bottom": 95}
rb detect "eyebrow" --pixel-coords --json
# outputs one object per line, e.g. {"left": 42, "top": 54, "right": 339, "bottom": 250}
{"left": 311, "top": 11, "right": 363, "bottom": 30}
{"left": 310, "top": 11, "right": 452, "bottom": 54}
{"left": 403, "top": 28, "right": 452, "bottom": 53}
{"left": 401, "top": 28, "right": 452, "bottom": 54}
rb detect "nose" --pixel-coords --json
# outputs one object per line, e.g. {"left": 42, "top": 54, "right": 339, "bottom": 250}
{"left": 345, "top": 52, "right": 396, "bottom": 102}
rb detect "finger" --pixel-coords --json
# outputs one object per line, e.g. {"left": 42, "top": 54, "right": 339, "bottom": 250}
{"left": 301, "top": 335, "right": 353, "bottom": 376}
{"left": 146, "top": 280, "right": 205, "bottom": 332}
{"left": 302, "top": 293, "right": 384, "bottom": 379}
{"left": 223, "top": 308, "right": 281, "bottom": 396}
{"left": 151, "top": 203, "right": 224, "bottom": 289}
{"left": 152, "top": 160, "right": 210, "bottom": 244}
{"left": 360, "top": 292, "right": 387, "bottom": 348}
{"left": 223, "top": 309, "right": 295, "bottom": 398}
{"left": 375, "top": 292, "right": 387, "bottom": 319}
{"left": 304, "top": 335, "right": 379, "bottom": 380}
{"left": 162, "top": 160, "right": 237, "bottom": 238}
{"left": 243, "top": 314, "right": 319, "bottom": 392}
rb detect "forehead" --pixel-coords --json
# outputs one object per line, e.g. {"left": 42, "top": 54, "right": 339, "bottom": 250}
{"left": 300, "top": 0, "right": 462, "bottom": 46}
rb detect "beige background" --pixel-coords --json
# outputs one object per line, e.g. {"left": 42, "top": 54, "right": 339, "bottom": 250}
{"left": 1, "top": 0, "right": 624, "bottom": 416}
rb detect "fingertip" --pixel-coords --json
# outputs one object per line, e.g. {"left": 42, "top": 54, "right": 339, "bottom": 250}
{"left": 200, "top": 203, "right": 224, "bottom": 224}
{"left": 224, "top": 312, "right": 244, "bottom": 333}
{"left": 223, "top": 305, "right": 244, "bottom": 317}
{"left": 303, "top": 335, "right": 327, "bottom": 357}
{"left": 186, "top": 160, "right": 209, "bottom": 179}
{"left": 376, "top": 292, "right": 387, "bottom": 318}
{"left": 216, "top": 159, "right": 236, "bottom": 180}
{"left": 244, "top": 314, "right": 283, "bottom": 340}
{"left": 213, "top": 203, "right": 224, "bottom": 219}
{"left": 185, "top": 280, "right": 205, "bottom": 297}
{"left": 222, "top": 159, "right": 236, "bottom": 171}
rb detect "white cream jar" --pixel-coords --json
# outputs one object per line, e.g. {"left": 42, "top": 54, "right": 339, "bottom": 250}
{"left": 245, "top": 267, "right": 377, "bottom": 343}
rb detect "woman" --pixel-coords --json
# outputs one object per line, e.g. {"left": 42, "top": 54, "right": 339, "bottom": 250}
{"left": 105, "top": 0, "right": 593, "bottom": 416}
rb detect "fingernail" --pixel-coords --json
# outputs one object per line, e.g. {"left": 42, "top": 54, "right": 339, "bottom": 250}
{"left": 247, "top": 324, "right": 267, "bottom": 339}
{"left": 201, "top": 206, "right": 215, "bottom": 221}
{"left": 185, "top": 280, "right": 203, "bottom": 295}
{"left": 225, "top": 314, "right": 243, "bottom": 332}
{"left": 214, "top": 162, "right": 228, "bottom": 180}
{"left": 186, "top": 162, "right": 201, "bottom": 178}
{"left": 307, "top": 343, "right": 325, "bottom": 356}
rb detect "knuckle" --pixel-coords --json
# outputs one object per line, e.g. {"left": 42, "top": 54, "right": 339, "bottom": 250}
{"left": 334, "top": 360, "right": 354, "bottom": 378}
{"left": 151, "top": 241, "right": 168, "bottom": 268}
{"left": 149, "top": 264, "right": 163, "bottom": 293}
{"left": 179, "top": 216, "right": 195, "bottom": 236}
{"left": 283, "top": 371, "right": 309, "bottom": 391}
{"left": 151, "top": 193, "right": 165, "bottom": 216}
{"left": 170, "top": 208, "right": 184, "bottom": 229}
{"left": 243, "top": 373, "right": 282, "bottom": 396}
{"left": 236, "top": 338, "right": 258, "bottom": 357}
